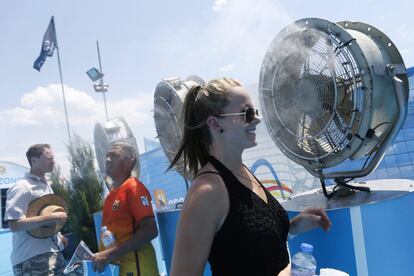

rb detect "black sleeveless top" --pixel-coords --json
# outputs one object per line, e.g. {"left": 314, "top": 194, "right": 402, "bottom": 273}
{"left": 205, "top": 156, "right": 290, "bottom": 276}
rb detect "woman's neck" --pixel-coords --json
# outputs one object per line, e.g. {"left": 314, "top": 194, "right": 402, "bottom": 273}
{"left": 210, "top": 144, "right": 243, "bottom": 171}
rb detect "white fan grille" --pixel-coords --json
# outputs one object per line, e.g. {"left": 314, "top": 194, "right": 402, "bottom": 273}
{"left": 153, "top": 77, "right": 206, "bottom": 177}
{"left": 261, "top": 27, "right": 364, "bottom": 163}
{"left": 154, "top": 96, "right": 183, "bottom": 163}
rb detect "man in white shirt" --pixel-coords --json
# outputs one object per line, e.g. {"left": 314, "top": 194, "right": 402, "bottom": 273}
{"left": 5, "top": 144, "right": 68, "bottom": 275}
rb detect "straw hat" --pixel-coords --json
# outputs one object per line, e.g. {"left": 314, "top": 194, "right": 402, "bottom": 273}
{"left": 26, "top": 194, "right": 68, "bottom": 238}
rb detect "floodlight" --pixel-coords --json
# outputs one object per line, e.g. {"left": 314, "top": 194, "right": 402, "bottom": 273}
{"left": 86, "top": 67, "right": 104, "bottom": 82}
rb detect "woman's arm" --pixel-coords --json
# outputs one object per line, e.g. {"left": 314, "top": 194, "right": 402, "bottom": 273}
{"left": 170, "top": 174, "right": 228, "bottom": 276}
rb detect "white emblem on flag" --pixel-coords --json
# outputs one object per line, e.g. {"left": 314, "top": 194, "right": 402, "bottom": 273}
{"left": 141, "top": 196, "right": 149, "bottom": 206}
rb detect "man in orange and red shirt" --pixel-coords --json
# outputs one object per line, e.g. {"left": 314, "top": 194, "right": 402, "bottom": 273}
{"left": 92, "top": 142, "right": 159, "bottom": 276}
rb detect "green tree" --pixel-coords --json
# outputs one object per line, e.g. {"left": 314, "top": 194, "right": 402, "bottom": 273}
{"left": 65, "top": 135, "right": 104, "bottom": 252}
{"left": 49, "top": 166, "right": 72, "bottom": 234}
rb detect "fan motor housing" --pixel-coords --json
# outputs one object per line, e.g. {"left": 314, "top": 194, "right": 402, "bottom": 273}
{"left": 259, "top": 18, "right": 408, "bottom": 172}
{"left": 154, "top": 76, "right": 206, "bottom": 176}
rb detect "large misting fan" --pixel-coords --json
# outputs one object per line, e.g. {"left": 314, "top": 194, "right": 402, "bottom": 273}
{"left": 94, "top": 117, "right": 140, "bottom": 189}
{"left": 259, "top": 18, "right": 408, "bottom": 197}
{"left": 154, "top": 76, "right": 206, "bottom": 177}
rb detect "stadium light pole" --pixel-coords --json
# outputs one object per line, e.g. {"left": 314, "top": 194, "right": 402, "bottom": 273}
{"left": 86, "top": 40, "right": 109, "bottom": 121}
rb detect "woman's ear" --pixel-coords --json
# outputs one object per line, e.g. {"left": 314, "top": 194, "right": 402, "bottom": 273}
{"left": 206, "top": 116, "right": 224, "bottom": 134}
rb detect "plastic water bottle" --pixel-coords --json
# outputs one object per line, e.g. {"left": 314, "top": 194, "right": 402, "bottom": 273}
{"left": 101, "top": 226, "right": 116, "bottom": 249}
{"left": 291, "top": 243, "right": 317, "bottom": 276}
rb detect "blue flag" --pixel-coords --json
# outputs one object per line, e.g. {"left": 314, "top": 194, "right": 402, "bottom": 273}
{"left": 33, "top": 17, "right": 57, "bottom": 71}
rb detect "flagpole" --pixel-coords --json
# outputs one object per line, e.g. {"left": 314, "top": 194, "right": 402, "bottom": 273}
{"left": 52, "top": 16, "right": 72, "bottom": 145}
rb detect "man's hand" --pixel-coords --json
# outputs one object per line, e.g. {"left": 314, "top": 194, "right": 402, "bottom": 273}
{"left": 46, "top": 212, "right": 67, "bottom": 225}
{"left": 58, "top": 233, "right": 69, "bottom": 248}
{"left": 91, "top": 249, "right": 115, "bottom": 272}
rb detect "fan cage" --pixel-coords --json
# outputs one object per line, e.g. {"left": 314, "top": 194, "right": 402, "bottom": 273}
{"left": 262, "top": 26, "right": 365, "bottom": 164}
{"left": 153, "top": 96, "right": 183, "bottom": 162}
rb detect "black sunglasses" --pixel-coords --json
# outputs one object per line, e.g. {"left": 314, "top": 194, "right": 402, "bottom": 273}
{"left": 219, "top": 107, "right": 259, "bottom": 123}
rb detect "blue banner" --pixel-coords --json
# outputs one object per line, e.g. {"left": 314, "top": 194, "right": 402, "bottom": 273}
{"left": 33, "top": 17, "right": 57, "bottom": 71}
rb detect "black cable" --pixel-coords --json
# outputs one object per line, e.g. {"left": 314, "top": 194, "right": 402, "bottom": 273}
{"left": 320, "top": 178, "right": 334, "bottom": 198}
{"left": 373, "top": 121, "right": 392, "bottom": 130}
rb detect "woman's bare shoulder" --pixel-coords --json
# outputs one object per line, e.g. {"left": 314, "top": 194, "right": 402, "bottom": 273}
{"left": 191, "top": 163, "right": 225, "bottom": 191}
{"left": 183, "top": 163, "right": 228, "bottom": 210}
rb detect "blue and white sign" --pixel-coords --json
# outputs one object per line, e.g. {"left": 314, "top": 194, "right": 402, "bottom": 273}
{"left": 0, "top": 161, "right": 29, "bottom": 188}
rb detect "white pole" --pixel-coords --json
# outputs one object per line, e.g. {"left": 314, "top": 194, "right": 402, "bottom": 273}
{"left": 53, "top": 16, "right": 72, "bottom": 145}
{"left": 96, "top": 40, "right": 109, "bottom": 121}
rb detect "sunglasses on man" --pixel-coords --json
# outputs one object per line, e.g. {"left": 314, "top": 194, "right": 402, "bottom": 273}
{"left": 219, "top": 107, "right": 259, "bottom": 123}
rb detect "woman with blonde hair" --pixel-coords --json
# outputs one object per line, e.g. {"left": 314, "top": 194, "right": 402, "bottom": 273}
{"left": 169, "top": 77, "right": 331, "bottom": 276}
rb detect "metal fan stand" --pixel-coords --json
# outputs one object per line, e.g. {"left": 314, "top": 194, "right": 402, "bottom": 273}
{"left": 319, "top": 176, "right": 370, "bottom": 198}
{"left": 317, "top": 64, "right": 407, "bottom": 198}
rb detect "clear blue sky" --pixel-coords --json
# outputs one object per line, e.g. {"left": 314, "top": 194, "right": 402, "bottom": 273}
{"left": 1, "top": 0, "right": 413, "bottom": 174}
